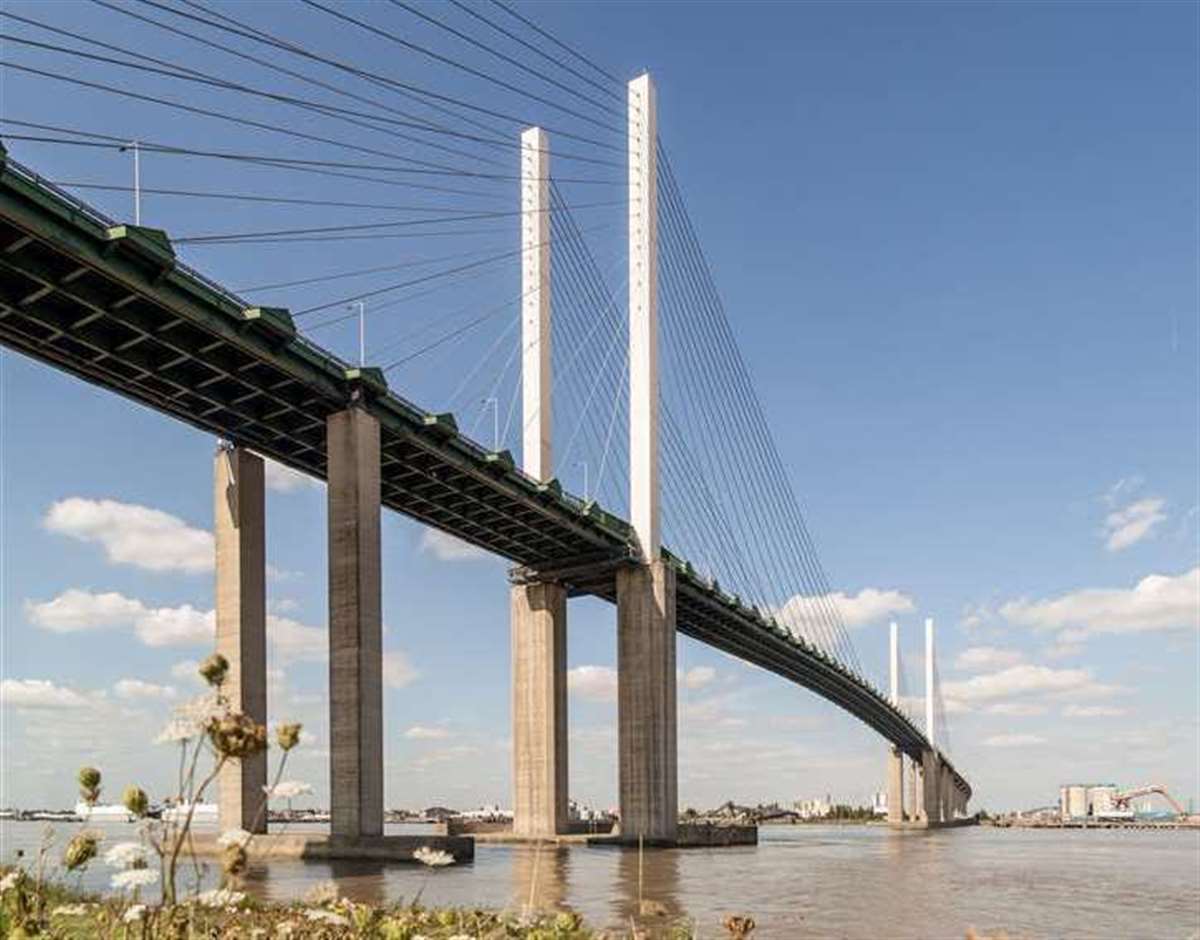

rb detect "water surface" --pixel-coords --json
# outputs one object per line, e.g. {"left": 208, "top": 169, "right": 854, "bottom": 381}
{"left": 3, "top": 821, "right": 1197, "bottom": 938}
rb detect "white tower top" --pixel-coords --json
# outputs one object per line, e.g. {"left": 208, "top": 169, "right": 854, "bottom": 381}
{"left": 520, "top": 126, "right": 552, "bottom": 482}
{"left": 627, "top": 73, "right": 659, "bottom": 560}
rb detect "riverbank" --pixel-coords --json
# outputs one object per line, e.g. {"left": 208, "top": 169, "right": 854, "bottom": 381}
{"left": 0, "top": 869, "right": 705, "bottom": 939}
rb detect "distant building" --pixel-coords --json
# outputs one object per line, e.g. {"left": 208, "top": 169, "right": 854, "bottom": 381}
{"left": 459, "top": 803, "right": 512, "bottom": 821}
{"left": 871, "top": 791, "right": 888, "bottom": 817}
{"left": 423, "top": 806, "right": 457, "bottom": 821}
{"left": 794, "top": 795, "right": 832, "bottom": 819}
{"left": 1058, "top": 783, "right": 1130, "bottom": 820}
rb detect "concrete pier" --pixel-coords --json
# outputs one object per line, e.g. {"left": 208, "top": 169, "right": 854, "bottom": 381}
{"left": 616, "top": 561, "right": 677, "bottom": 843}
{"left": 327, "top": 407, "right": 384, "bottom": 839}
{"left": 907, "top": 755, "right": 919, "bottom": 823}
{"left": 214, "top": 444, "right": 267, "bottom": 833}
{"left": 511, "top": 581, "right": 569, "bottom": 837}
{"left": 922, "top": 749, "right": 940, "bottom": 824}
{"left": 886, "top": 746, "right": 904, "bottom": 825}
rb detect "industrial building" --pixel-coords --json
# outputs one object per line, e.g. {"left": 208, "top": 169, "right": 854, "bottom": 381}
{"left": 1059, "top": 784, "right": 1133, "bottom": 821}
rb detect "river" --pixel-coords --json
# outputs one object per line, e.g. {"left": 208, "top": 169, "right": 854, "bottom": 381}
{"left": 2, "top": 821, "right": 1197, "bottom": 938}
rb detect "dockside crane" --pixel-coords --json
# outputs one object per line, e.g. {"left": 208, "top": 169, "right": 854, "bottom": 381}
{"left": 1112, "top": 785, "right": 1188, "bottom": 818}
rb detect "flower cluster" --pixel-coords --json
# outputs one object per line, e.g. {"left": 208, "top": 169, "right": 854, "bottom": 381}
{"left": 198, "top": 652, "right": 229, "bottom": 688}
{"left": 103, "top": 841, "right": 148, "bottom": 870}
{"left": 112, "top": 868, "right": 159, "bottom": 892}
{"left": 276, "top": 722, "right": 303, "bottom": 751}
{"left": 122, "top": 785, "right": 149, "bottom": 818}
{"left": 205, "top": 711, "right": 268, "bottom": 759}
{"left": 77, "top": 766, "right": 101, "bottom": 806}
{"left": 63, "top": 831, "right": 100, "bottom": 872}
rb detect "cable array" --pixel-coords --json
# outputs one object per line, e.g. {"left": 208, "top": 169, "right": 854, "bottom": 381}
{"left": 0, "top": 0, "right": 880, "bottom": 690}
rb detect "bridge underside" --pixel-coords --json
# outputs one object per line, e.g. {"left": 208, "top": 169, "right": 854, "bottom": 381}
{"left": 0, "top": 153, "right": 970, "bottom": 802}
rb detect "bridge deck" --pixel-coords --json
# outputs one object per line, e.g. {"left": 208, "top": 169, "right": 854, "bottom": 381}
{"left": 0, "top": 151, "right": 969, "bottom": 798}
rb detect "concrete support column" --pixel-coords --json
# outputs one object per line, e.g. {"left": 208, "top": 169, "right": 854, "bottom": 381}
{"left": 511, "top": 581, "right": 569, "bottom": 837}
{"left": 906, "top": 754, "right": 919, "bottom": 823}
{"left": 886, "top": 747, "right": 904, "bottom": 825}
{"left": 922, "top": 750, "right": 940, "bottom": 825}
{"left": 214, "top": 444, "right": 267, "bottom": 833}
{"left": 616, "top": 560, "right": 677, "bottom": 842}
{"left": 327, "top": 407, "right": 383, "bottom": 839}
{"left": 942, "top": 765, "right": 953, "bottom": 821}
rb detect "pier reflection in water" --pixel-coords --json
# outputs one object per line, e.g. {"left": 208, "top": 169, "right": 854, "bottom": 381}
{"left": 2, "top": 822, "right": 1197, "bottom": 938}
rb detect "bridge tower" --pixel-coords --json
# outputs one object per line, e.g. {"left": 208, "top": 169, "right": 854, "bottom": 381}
{"left": 886, "top": 621, "right": 905, "bottom": 825}
{"left": 511, "top": 126, "right": 570, "bottom": 839}
{"left": 921, "top": 616, "right": 942, "bottom": 824}
{"left": 616, "top": 72, "right": 678, "bottom": 843}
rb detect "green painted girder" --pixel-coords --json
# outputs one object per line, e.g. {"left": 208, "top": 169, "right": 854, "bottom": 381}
{"left": 0, "top": 152, "right": 970, "bottom": 797}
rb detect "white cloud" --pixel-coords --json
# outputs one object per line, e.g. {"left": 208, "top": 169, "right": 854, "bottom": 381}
{"left": 984, "top": 733, "right": 1047, "bottom": 748}
{"left": 134, "top": 604, "right": 213, "bottom": 647}
{"left": 955, "top": 646, "right": 1024, "bottom": 671}
{"left": 383, "top": 651, "right": 418, "bottom": 689}
{"left": 1062, "top": 705, "right": 1127, "bottom": 718}
{"left": 25, "top": 589, "right": 213, "bottom": 646}
{"left": 268, "top": 615, "right": 325, "bottom": 662}
{"left": 568, "top": 665, "right": 617, "bottom": 703}
{"left": 680, "top": 666, "right": 716, "bottom": 690}
{"left": 1, "top": 679, "right": 91, "bottom": 710}
{"left": 1000, "top": 568, "right": 1199, "bottom": 638}
{"left": 777, "top": 586, "right": 915, "bottom": 632}
{"left": 419, "top": 528, "right": 487, "bottom": 562}
{"left": 262, "top": 459, "right": 319, "bottom": 493}
{"left": 113, "top": 679, "right": 176, "bottom": 701}
{"left": 24, "top": 589, "right": 144, "bottom": 632}
{"left": 404, "top": 725, "right": 450, "bottom": 740}
{"left": 1104, "top": 498, "right": 1167, "bottom": 551}
{"left": 986, "top": 702, "right": 1047, "bottom": 717}
{"left": 170, "top": 660, "right": 201, "bottom": 682}
{"left": 940, "top": 664, "right": 1120, "bottom": 705}
{"left": 43, "top": 498, "right": 212, "bottom": 573}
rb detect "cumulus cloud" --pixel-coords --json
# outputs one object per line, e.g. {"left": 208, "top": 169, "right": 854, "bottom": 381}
{"left": 984, "top": 733, "right": 1047, "bottom": 748}
{"left": 43, "top": 498, "right": 212, "bottom": 573}
{"left": 1, "top": 679, "right": 91, "bottom": 709}
{"left": 25, "top": 590, "right": 213, "bottom": 646}
{"left": 419, "top": 528, "right": 488, "bottom": 562}
{"left": 568, "top": 665, "right": 617, "bottom": 702}
{"left": 404, "top": 725, "right": 450, "bottom": 740}
{"left": 954, "top": 646, "right": 1024, "bottom": 671}
{"left": 262, "top": 458, "right": 319, "bottom": 493}
{"left": 777, "top": 586, "right": 915, "bottom": 632}
{"left": 383, "top": 651, "right": 418, "bottom": 689}
{"left": 680, "top": 666, "right": 716, "bottom": 690}
{"left": 268, "top": 615, "right": 325, "bottom": 661}
{"left": 1062, "top": 704, "right": 1127, "bottom": 718}
{"left": 113, "top": 679, "right": 176, "bottom": 701}
{"left": 1104, "top": 498, "right": 1167, "bottom": 551}
{"left": 1000, "top": 568, "right": 1198, "bottom": 638}
{"left": 940, "top": 664, "right": 1121, "bottom": 705}
{"left": 170, "top": 660, "right": 201, "bottom": 683}
{"left": 986, "top": 702, "right": 1047, "bottom": 717}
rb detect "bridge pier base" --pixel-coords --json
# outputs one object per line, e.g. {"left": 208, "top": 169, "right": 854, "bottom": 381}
{"left": 214, "top": 444, "right": 268, "bottom": 834}
{"left": 511, "top": 581, "right": 569, "bottom": 837}
{"left": 906, "top": 754, "right": 919, "bottom": 822}
{"left": 616, "top": 561, "right": 677, "bottom": 844}
{"left": 327, "top": 407, "right": 384, "bottom": 839}
{"left": 886, "top": 746, "right": 904, "bottom": 825}
{"left": 921, "top": 749, "right": 940, "bottom": 825}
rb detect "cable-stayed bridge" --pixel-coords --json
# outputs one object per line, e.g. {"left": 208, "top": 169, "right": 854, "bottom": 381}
{"left": 0, "top": 0, "right": 969, "bottom": 844}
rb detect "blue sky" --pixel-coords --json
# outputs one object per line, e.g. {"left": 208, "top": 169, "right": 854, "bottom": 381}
{"left": 0, "top": 1, "right": 1196, "bottom": 814}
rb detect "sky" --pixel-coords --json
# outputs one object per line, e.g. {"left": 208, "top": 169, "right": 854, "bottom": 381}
{"left": 0, "top": 1, "right": 1197, "bottom": 816}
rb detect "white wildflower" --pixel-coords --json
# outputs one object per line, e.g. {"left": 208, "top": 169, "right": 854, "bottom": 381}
{"left": 304, "top": 908, "right": 349, "bottom": 926}
{"left": 157, "top": 693, "right": 226, "bottom": 744}
{"left": 0, "top": 870, "right": 21, "bottom": 893}
{"left": 112, "top": 868, "right": 159, "bottom": 891}
{"left": 217, "top": 828, "right": 253, "bottom": 849}
{"left": 412, "top": 846, "right": 455, "bottom": 867}
{"left": 104, "top": 841, "right": 148, "bottom": 869}
{"left": 263, "top": 780, "right": 312, "bottom": 800}
{"left": 50, "top": 904, "right": 90, "bottom": 916}
{"left": 194, "top": 887, "right": 246, "bottom": 908}
{"left": 122, "top": 903, "right": 147, "bottom": 923}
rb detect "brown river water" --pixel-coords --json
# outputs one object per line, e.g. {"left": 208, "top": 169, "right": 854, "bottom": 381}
{"left": 2, "top": 821, "right": 1197, "bottom": 938}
